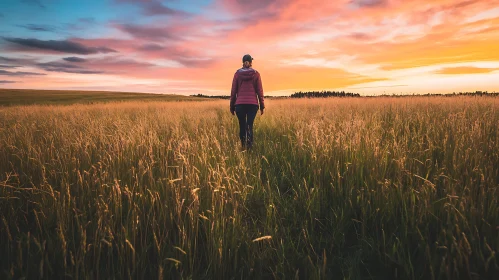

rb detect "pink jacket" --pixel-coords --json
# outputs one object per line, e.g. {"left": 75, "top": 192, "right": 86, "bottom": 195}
{"left": 230, "top": 67, "right": 265, "bottom": 110}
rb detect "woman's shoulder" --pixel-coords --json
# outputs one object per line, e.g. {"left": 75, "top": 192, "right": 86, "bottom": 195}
{"left": 236, "top": 68, "right": 259, "bottom": 75}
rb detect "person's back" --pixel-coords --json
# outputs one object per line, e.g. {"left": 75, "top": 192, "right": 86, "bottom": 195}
{"left": 230, "top": 54, "right": 265, "bottom": 150}
{"left": 231, "top": 67, "right": 263, "bottom": 107}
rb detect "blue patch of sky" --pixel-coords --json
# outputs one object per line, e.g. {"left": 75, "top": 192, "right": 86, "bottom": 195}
{"left": 166, "top": 0, "right": 213, "bottom": 14}
{"left": 0, "top": 0, "right": 220, "bottom": 59}
{"left": 0, "top": 0, "right": 142, "bottom": 40}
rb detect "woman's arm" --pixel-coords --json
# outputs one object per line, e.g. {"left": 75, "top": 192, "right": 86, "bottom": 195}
{"left": 230, "top": 73, "right": 238, "bottom": 114}
{"left": 256, "top": 72, "right": 264, "bottom": 110}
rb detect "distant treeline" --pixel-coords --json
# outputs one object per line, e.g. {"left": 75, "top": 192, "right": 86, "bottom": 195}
{"left": 291, "top": 91, "right": 360, "bottom": 98}
{"left": 191, "top": 94, "right": 231, "bottom": 99}
{"left": 191, "top": 91, "right": 499, "bottom": 99}
{"left": 190, "top": 94, "right": 287, "bottom": 99}
{"left": 293, "top": 90, "right": 499, "bottom": 98}
{"left": 376, "top": 91, "right": 499, "bottom": 97}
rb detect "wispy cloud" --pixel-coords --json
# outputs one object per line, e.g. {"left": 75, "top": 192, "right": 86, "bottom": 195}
{"left": 142, "top": 1, "right": 188, "bottom": 16}
{"left": 0, "top": 56, "right": 37, "bottom": 69}
{"left": 348, "top": 32, "right": 374, "bottom": 40}
{"left": 115, "top": 0, "right": 188, "bottom": 16}
{"left": 66, "top": 17, "right": 98, "bottom": 31}
{"left": 219, "top": 0, "right": 277, "bottom": 14}
{"left": 3, "top": 38, "right": 117, "bottom": 55}
{"left": 32, "top": 56, "right": 156, "bottom": 75}
{"left": 0, "top": 56, "right": 20, "bottom": 63}
{"left": 0, "top": 80, "right": 16, "bottom": 84}
{"left": 36, "top": 60, "right": 113, "bottom": 74}
{"left": 349, "top": 0, "right": 387, "bottom": 8}
{"left": 116, "top": 24, "right": 179, "bottom": 40}
{"left": 36, "top": 61, "right": 102, "bottom": 74}
{"left": 137, "top": 43, "right": 165, "bottom": 51}
{"left": 78, "top": 17, "right": 96, "bottom": 24}
{"left": 436, "top": 66, "right": 499, "bottom": 75}
{"left": 83, "top": 57, "right": 156, "bottom": 72}
{"left": 0, "top": 69, "right": 46, "bottom": 76}
{"left": 37, "top": 61, "right": 84, "bottom": 70}
{"left": 0, "top": 65, "right": 20, "bottom": 69}
{"left": 63, "top": 57, "right": 87, "bottom": 63}
{"left": 18, "top": 24, "right": 57, "bottom": 32}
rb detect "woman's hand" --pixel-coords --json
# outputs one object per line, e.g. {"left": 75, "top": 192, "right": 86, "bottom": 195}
{"left": 260, "top": 108, "right": 264, "bottom": 115}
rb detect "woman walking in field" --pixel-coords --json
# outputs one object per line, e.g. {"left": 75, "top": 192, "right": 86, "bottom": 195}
{"left": 230, "top": 54, "right": 265, "bottom": 150}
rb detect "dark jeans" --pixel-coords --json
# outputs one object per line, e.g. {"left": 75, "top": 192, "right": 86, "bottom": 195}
{"left": 235, "top": 104, "right": 259, "bottom": 149}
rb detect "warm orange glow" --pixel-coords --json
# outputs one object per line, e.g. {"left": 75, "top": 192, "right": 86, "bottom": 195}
{"left": 436, "top": 67, "right": 499, "bottom": 75}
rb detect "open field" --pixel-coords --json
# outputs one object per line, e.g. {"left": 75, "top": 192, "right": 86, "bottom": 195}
{"left": 0, "top": 97, "right": 498, "bottom": 279}
{"left": 0, "top": 89, "right": 205, "bottom": 106}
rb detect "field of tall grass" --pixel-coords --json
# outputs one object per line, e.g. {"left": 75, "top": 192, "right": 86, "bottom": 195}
{"left": 1, "top": 97, "right": 498, "bottom": 279}
{"left": 0, "top": 89, "right": 202, "bottom": 106}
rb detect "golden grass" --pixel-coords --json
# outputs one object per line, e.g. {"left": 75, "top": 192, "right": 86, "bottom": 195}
{"left": 0, "top": 89, "right": 206, "bottom": 106}
{"left": 0, "top": 97, "right": 498, "bottom": 279}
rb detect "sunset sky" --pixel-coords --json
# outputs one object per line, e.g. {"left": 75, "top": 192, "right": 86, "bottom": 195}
{"left": 1, "top": 0, "right": 499, "bottom": 95}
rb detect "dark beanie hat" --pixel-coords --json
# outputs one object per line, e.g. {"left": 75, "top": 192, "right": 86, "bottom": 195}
{"left": 242, "top": 54, "right": 254, "bottom": 63}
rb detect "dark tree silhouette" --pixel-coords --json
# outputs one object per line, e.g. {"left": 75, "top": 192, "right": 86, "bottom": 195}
{"left": 290, "top": 90, "right": 360, "bottom": 98}
{"left": 190, "top": 91, "right": 499, "bottom": 99}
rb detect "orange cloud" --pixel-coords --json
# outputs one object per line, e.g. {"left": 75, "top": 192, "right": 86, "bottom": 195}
{"left": 436, "top": 66, "right": 499, "bottom": 75}
{"left": 259, "top": 65, "right": 387, "bottom": 92}
{"left": 373, "top": 37, "right": 499, "bottom": 71}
